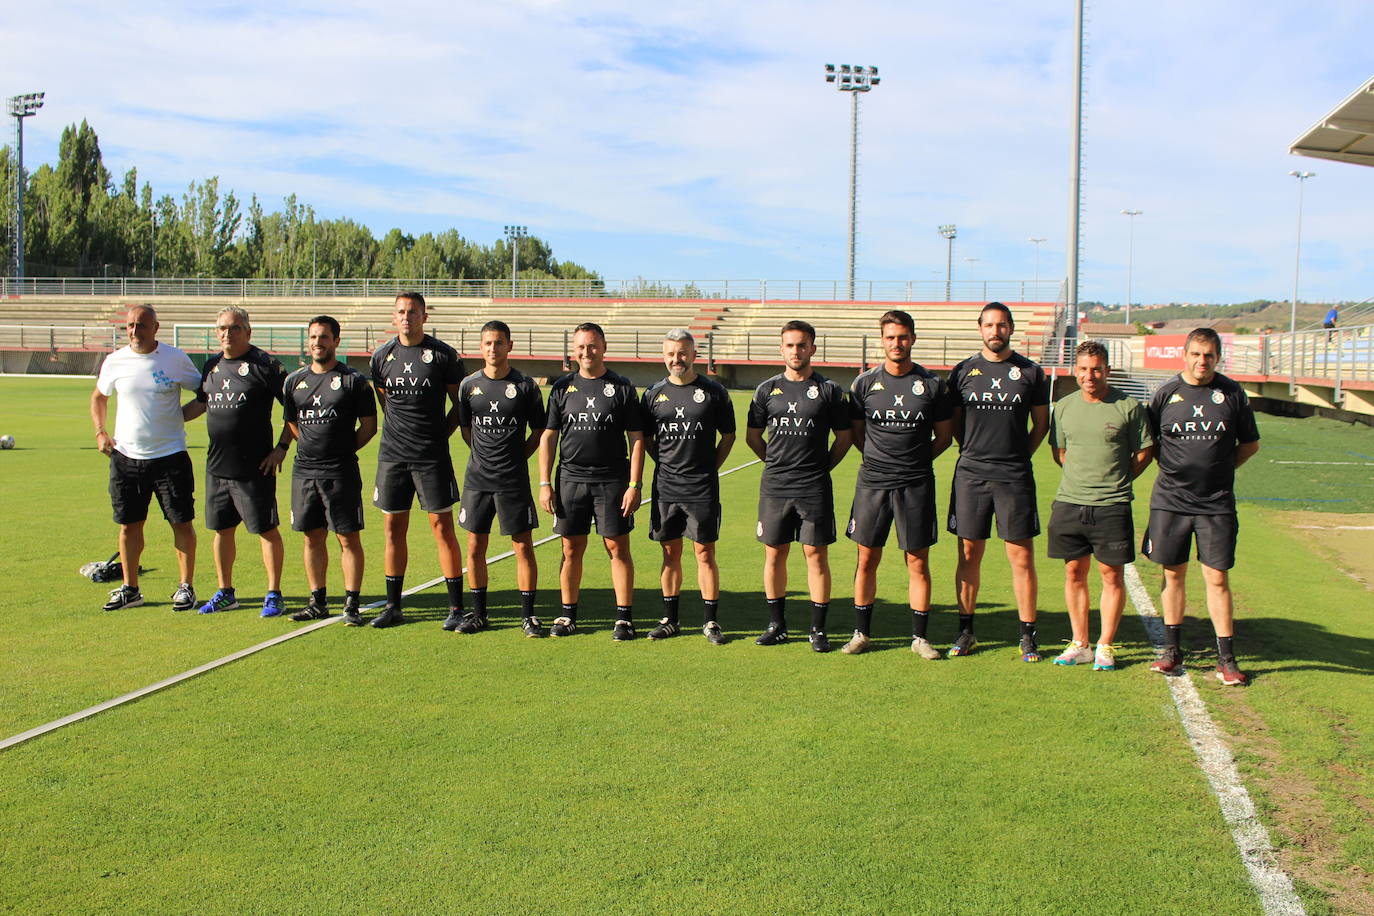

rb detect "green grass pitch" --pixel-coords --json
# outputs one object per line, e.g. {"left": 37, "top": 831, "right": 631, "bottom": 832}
{"left": 1, "top": 375, "right": 1371, "bottom": 914}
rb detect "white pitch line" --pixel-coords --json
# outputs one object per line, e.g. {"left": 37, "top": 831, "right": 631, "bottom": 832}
{"left": 1, "top": 458, "right": 763, "bottom": 753}
{"left": 1271, "top": 460, "right": 1374, "bottom": 467}
{"left": 1123, "top": 563, "right": 1305, "bottom": 916}
{"left": 1291, "top": 525, "right": 1374, "bottom": 531}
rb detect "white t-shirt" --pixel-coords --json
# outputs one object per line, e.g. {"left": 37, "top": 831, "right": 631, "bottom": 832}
{"left": 96, "top": 342, "right": 202, "bottom": 459}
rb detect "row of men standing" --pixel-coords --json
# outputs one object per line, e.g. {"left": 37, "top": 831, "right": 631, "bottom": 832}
{"left": 91, "top": 295, "right": 1258, "bottom": 683}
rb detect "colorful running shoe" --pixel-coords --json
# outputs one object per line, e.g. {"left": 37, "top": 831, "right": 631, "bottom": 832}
{"left": 1019, "top": 634, "right": 1041, "bottom": 663}
{"left": 1053, "top": 640, "right": 1093, "bottom": 666}
{"left": 947, "top": 631, "right": 977, "bottom": 657}
{"left": 1093, "top": 643, "right": 1118, "bottom": 671}
{"left": 261, "top": 591, "right": 285, "bottom": 618}
{"left": 198, "top": 589, "right": 239, "bottom": 615}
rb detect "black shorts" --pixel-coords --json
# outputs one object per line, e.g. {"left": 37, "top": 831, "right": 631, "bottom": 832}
{"left": 1141, "top": 509, "right": 1239, "bottom": 571}
{"left": 291, "top": 473, "right": 365, "bottom": 535}
{"left": 846, "top": 480, "right": 938, "bottom": 552}
{"left": 554, "top": 477, "right": 633, "bottom": 538}
{"left": 947, "top": 473, "right": 1040, "bottom": 542}
{"left": 650, "top": 499, "right": 721, "bottom": 543}
{"left": 206, "top": 473, "right": 280, "bottom": 534}
{"left": 373, "top": 459, "right": 459, "bottom": 514}
{"left": 459, "top": 488, "right": 538, "bottom": 536}
{"left": 1046, "top": 500, "right": 1135, "bottom": 565}
{"left": 109, "top": 450, "right": 195, "bottom": 526}
{"left": 757, "top": 494, "right": 836, "bottom": 547}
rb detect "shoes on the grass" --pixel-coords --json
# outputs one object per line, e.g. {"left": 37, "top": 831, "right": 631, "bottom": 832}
{"left": 1215, "top": 656, "right": 1249, "bottom": 686}
{"left": 103, "top": 584, "right": 143, "bottom": 612}
{"left": 341, "top": 603, "right": 365, "bottom": 627}
{"left": 198, "top": 589, "right": 238, "bottom": 615}
{"left": 1093, "top": 643, "right": 1118, "bottom": 671}
{"left": 911, "top": 636, "right": 941, "bottom": 660}
{"left": 755, "top": 624, "right": 788, "bottom": 646}
{"left": 370, "top": 605, "right": 404, "bottom": 628}
{"left": 612, "top": 619, "right": 636, "bottom": 641}
{"left": 290, "top": 600, "right": 331, "bottom": 622}
{"left": 261, "top": 591, "right": 285, "bottom": 618}
{"left": 809, "top": 629, "right": 831, "bottom": 653}
{"left": 550, "top": 616, "right": 576, "bottom": 637}
{"left": 441, "top": 608, "right": 463, "bottom": 631}
{"left": 1019, "top": 634, "right": 1041, "bottom": 663}
{"left": 703, "top": 622, "right": 725, "bottom": 645}
{"left": 1054, "top": 640, "right": 1093, "bottom": 666}
{"left": 647, "top": 618, "right": 679, "bottom": 640}
{"left": 947, "top": 631, "right": 977, "bottom": 658}
{"left": 456, "top": 612, "right": 488, "bottom": 634}
{"left": 170, "top": 583, "right": 197, "bottom": 612}
{"left": 840, "top": 631, "right": 870, "bottom": 655}
{"left": 1150, "top": 646, "right": 1183, "bottom": 675}
{"left": 522, "top": 616, "right": 545, "bottom": 638}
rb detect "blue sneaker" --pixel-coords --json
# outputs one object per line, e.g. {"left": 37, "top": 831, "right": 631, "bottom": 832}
{"left": 198, "top": 589, "right": 239, "bottom": 615}
{"left": 261, "top": 591, "right": 285, "bottom": 618}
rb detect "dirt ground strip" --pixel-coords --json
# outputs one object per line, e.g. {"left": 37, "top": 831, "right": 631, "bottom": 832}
{"left": 1283, "top": 511, "right": 1374, "bottom": 591}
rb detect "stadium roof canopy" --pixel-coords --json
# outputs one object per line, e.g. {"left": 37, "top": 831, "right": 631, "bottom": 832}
{"left": 1290, "top": 75, "right": 1374, "bottom": 168}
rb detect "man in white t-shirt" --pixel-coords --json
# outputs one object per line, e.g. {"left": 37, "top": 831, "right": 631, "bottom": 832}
{"left": 90, "top": 306, "right": 204, "bottom": 612}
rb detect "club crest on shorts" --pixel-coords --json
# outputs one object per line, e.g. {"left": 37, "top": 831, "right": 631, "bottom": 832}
{"left": 458, "top": 507, "right": 467, "bottom": 524}
{"left": 421, "top": 349, "right": 433, "bottom": 363}
{"left": 693, "top": 388, "right": 706, "bottom": 403}
{"left": 603, "top": 383, "right": 615, "bottom": 397}
{"left": 331, "top": 376, "right": 341, "bottom": 390}
{"left": 373, "top": 487, "right": 380, "bottom": 501}
{"left": 756, "top": 521, "right": 763, "bottom": 537}
{"left": 238, "top": 363, "right": 249, "bottom": 376}
{"left": 848, "top": 517, "right": 857, "bottom": 534}
{"left": 807, "top": 385, "right": 819, "bottom": 399}
{"left": 1008, "top": 366, "right": 1022, "bottom": 381}
{"left": 506, "top": 383, "right": 517, "bottom": 399}
{"left": 1211, "top": 390, "right": 1224, "bottom": 404}
{"left": 912, "top": 380, "right": 925, "bottom": 396}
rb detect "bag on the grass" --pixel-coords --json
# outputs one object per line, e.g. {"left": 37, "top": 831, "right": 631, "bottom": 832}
{"left": 80, "top": 553, "right": 124, "bottom": 583}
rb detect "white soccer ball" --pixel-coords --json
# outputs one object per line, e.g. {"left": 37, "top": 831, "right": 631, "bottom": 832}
{"left": 0, "top": 435, "right": 13, "bottom": 450}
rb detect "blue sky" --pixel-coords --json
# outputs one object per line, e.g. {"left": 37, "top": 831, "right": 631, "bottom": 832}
{"left": 5, "top": 0, "right": 1373, "bottom": 303}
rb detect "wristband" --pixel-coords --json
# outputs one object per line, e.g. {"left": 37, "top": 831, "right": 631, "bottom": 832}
{"left": 628, "top": 481, "right": 641, "bottom": 490}
{"left": 539, "top": 481, "right": 552, "bottom": 487}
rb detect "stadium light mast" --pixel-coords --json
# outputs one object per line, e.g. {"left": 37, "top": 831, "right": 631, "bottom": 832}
{"left": 824, "top": 64, "right": 880, "bottom": 300}
{"left": 8, "top": 91, "right": 45, "bottom": 282}
{"left": 1029, "top": 237, "right": 1046, "bottom": 293}
{"left": 1120, "top": 209, "right": 1142, "bottom": 325}
{"left": 504, "top": 224, "right": 527, "bottom": 297}
{"left": 939, "top": 224, "right": 957, "bottom": 301}
{"left": 1287, "top": 171, "right": 1314, "bottom": 338}
{"left": 1065, "top": 0, "right": 1084, "bottom": 342}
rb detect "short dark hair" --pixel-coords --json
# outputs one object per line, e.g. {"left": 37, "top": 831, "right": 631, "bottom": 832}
{"left": 1074, "top": 340, "right": 1109, "bottom": 364}
{"left": 879, "top": 309, "right": 915, "bottom": 334}
{"left": 979, "top": 301, "right": 1014, "bottom": 328}
{"left": 573, "top": 322, "right": 605, "bottom": 341}
{"left": 1185, "top": 327, "right": 1223, "bottom": 356}
{"left": 781, "top": 319, "right": 816, "bottom": 343}
{"left": 396, "top": 291, "right": 426, "bottom": 311}
{"left": 308, "top": 315, "right": 341, "bottom": 338}
{"left": 481, "top": 320, "right": 512, "bottom": 341}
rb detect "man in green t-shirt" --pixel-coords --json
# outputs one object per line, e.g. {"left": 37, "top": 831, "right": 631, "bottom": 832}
{"left": 1047, "top": 340, "right": 1154, "bottom": 671}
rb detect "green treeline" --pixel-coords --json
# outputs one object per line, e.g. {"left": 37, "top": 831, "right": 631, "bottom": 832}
{"left": 0, "top": 121, "right": 602, "bottom": 284}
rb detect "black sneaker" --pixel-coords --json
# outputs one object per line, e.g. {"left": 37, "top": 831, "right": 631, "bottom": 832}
{"left": 522, "top": 616, "right": 545, "bottom": 638}
{"left": 612, "top": 619, "right": 636, "bottom": 641}
{"left": 371, "top": 605, "right": 405, "bottom": 628}
{"left": 809, "top": 629, "right": 832, "bottom": 653}
{"left": 102, "top": 585, "right": 144, "bottom": 612}
{"left": 549, "top": 616, "right": 577, "bottom": 637}
{"left": 441, "top": 608, "right": 463, "bottom": 631}
{"left": 290, "top": 600, "right": 331, "bottom": 622}
{"left": 342, "top": 604, "right": 365, "bottom": 627}
{"left": 456, "top": 612, "right": 489, "bottom": 634}
{"left": 170, "top": 583, "right": 197, "bottom": 612}
{"left": 755, "top": 625, "right": 788, "bottom": 646}
{"left": 647, "top": 618, "right": 679, "bottom": 640}
{"left": 703, "top": 622, "right": 726, "bottom": 646}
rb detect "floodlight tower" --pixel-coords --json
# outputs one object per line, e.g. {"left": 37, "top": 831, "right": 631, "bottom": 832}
{"left": 504, "top": 224, "right": 528, "bottom": 297}
{"left": 824, "top": 64, "right": 880, "bottom": 300}
{"left": 939, "top": 224, "right": 956, "bottom": 301}
{"left": 1029, "top": 237, "right": 1046, "bottom": 292}
{"left": 1120, "top": 209, "right": 1142, "bottom": 324}
{"left": 8, "top": 91, "right": 45, "bottom": 281}
{"left": 1287, "top": 171, "right": 1314, "bottom": 337}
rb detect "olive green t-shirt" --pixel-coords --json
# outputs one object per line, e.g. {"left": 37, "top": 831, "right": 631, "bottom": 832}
{"left": 1050, "top": 387, "right": 1153, "bottom": 506}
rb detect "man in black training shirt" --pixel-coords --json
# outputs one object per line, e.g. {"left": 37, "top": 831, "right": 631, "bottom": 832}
{"left": 842, "top": 310, "right": 954, "bottom": 657}
{"left": 369, "top": 292, "right": 467, "bottom": 628}
{"left": 640, "top": 329, "right": 736, "bottom": 645}
{"left": 186, "top": 306, "right": 291, "bottom": 618}
{"left": 1143, "top": 328, "right": 1260, "bottom": 686}
{"left": 946, "top": 302, "right": 1050, "bottom": 661}
{"left": 745, "top": 320, "right": 852, "bottom": 652}
{"left": 538, "top": 322, "right": 645, "bottom": 640}
{"left": 455, "top": 320, "right": 545, "bottom": 637}
{"left": 282, "top": 316, "right": 377, "bottom": 625}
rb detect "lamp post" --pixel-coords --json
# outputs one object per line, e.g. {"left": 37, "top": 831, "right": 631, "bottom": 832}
{"left": 1029, "top": 237, "right": 1046, "bottom": 294}
{"left": 8, "top": 91, "right": 45, "bottom": 281}
{"left": 824, "top": 64, "right": 880, "bottom": 300}
{"left": 504, "top": 225, "right": 528, "bottom": 297}
{"left": 1287, "top": 171, "right": 1315, "bottom": 337}
{"left": 1120, "top": 209, "right": 1142, "bottom": 325}
{"left": 939, "top": 224, "right": 956, "bottom": 301}
{"left": 150, "top": 211, "right": 157, "bottom": 292}
{"left": 964, "top": 257, "right": 979, "bottom": 285}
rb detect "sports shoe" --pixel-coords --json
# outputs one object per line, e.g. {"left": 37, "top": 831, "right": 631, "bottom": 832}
{"left": 341, "top": 604, "right": 365, "bottom": 627}
{"left": 456, "top": 612, "right": 489, "bottom": 634}
{"left": 550, "top": 616, "right": 577, "bottom": 637}
{"left": 1053, "top": 640, "right": 1093, "bottom": 666}
{"left": 703, "top": 622, "right": 726, "bottom": 645}
{"left": 370, "top": 604, "right": 404, "bottom": 628}
{"left": 841, "top": 631, "right": 870, "bottom": 655}
{"left": 102, "top": 584, "right": 144, "bottom": 612}
{"left": 198, "top": 589, "right": 239, "bottom": 615}
{"left": 441, "top": 608, "right": 463, "bottom": 631}
{"left": 290, "top": 600, "right": 331, "bottom": 622}
{"left": 647, "top": 618, "right": 680, "bottom": 640}
{"left": 1019, "top": 634, "right": 1041, "bottom": 663}
{"left": 947, "top": 631, "right": 977, "bottom": 657}
{"left": 612, "top": 619, "right": 636, "bottom": 641}
{"left": 809, "top": 630, "right": 831, "bottom": 653}
{"left": 170, "top": 583, "right": 197, "bottom": 612}
{"left": 911, "top": 636, "right": 941, "bottom": 660}
{"left": 1215, "top": 656, "right": 1249, "bottom": 687}
{"left": 522, "top": 616, "right": 545, "bottom": 638}
{"left": 261, "top": 592, "right": 285, "bottom": 618}
{"left": 1150, "top": 646, "right": 1184, "bottom": 676}
{"left": 755, "top": 625, "right": 788, "bottom": 646}
{"left": 1093, "top": 643, "right": 1118, "bottom": 671}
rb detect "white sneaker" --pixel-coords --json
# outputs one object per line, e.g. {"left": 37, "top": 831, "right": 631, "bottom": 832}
{"left": 841, "top": 631, "right": 871, "bottom": 655}
{"left": 910, "top": 636, "right": 941, "bottom": 660}
{"left": 1054, "top": 641, "right": 1094, "bottom": 666}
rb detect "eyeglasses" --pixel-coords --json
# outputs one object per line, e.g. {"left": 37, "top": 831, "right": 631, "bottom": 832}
{"left": 215, "top": 325, "right": 246, "bottom": 333}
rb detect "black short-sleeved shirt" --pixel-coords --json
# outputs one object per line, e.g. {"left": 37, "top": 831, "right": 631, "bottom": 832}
{"left": 747, "top": 372, "right": 850, "bottom": 498}
{"left": 545, "top": 370, "right": 642, "bottom": 483}
{"left": 198, "top": 345, "right": 287, "bottom": 479}
{"left": 948, "top": 351, "right": 1050, "bottom": 481}
{"left": 282, "top": 364, "right": 377, "bottom": 479}
{"left": 458, "top": 367, "right": 544, "bottom": 492}
{"left": 1147, "top": 373, "right": 1260, "bottom": 515}
{"left": 849, "top": 363, "right": 954, "bottom": 489}
{"left": 641, "top": 375, "right": 736, "bottom": 503}
{"left": 370, "top": 335, "right": 465, "bottom": 463}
